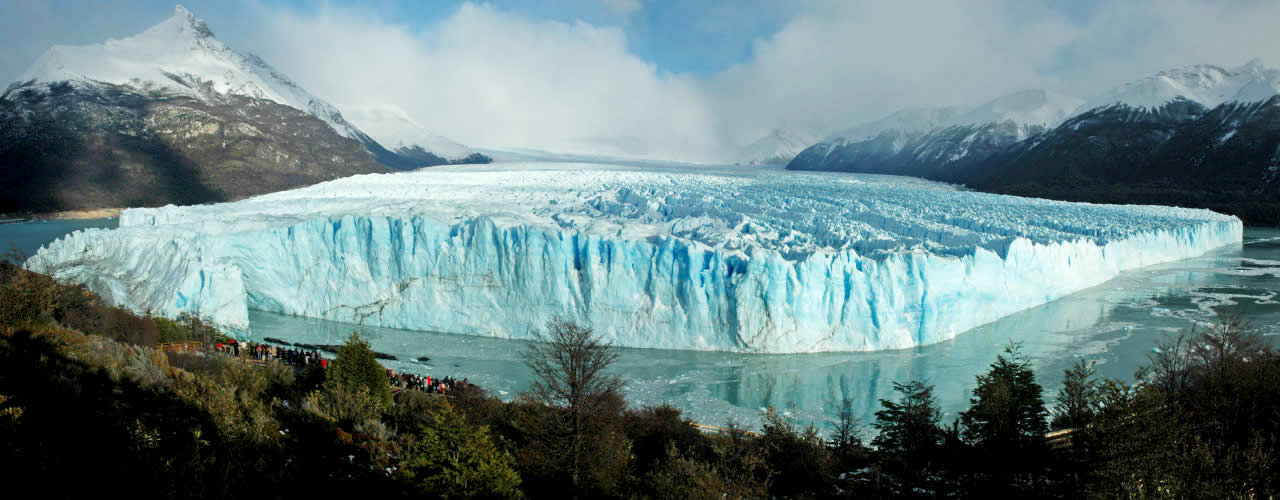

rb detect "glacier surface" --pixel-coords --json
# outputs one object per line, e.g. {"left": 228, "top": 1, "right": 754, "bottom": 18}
{"left": 27, "top": 163, "right": 1242, "bottom": 353}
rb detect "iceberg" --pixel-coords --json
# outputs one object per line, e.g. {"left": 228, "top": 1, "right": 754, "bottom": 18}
{"left": 27, "top": 163, "right": 1242, "bottom": 353}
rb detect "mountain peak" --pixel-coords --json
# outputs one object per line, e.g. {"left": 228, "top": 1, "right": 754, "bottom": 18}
{"left": 161, "top": 4, "right": 215, "bottom": 40}
{"left": 1076, "top": 60, "right": 1280, "bottom": 115}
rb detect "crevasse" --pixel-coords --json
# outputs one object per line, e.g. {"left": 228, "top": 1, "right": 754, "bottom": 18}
{"left": 27, "top": 164, "right": 1244, "bottom": 353}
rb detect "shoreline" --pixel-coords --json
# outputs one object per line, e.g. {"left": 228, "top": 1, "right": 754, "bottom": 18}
{"left": 0, "top": 208, "right": 123, "bottom": 221}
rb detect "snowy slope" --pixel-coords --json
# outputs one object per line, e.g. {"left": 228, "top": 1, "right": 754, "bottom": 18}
{"left": 954, "top": 89, "right": 1083, "bottom": 136}
{"left": 20, "top": 6, "right": 365, "bottom": 141}
{"left": 788, "top": 89, "right": 1082, "bottom": 173}
{"left": 16, "top": 5, "right": 479, "bottom": 165}
{"left": 1075, "top": 59, "right": 1280, "bottom": 115}
{"left": 29, "top": 163, "right": 1241, "bottom": 353}
{"left": 735, "top": 128, "right": 818, "bottom": 165}
{"left": 824, "top": 89, "right": 1082, "bottom": 146}
{"left": 344, "top": 105, "right": 478, "bottom": 162}
{"left": 826, "top": 107, "right": 962, "bottom": 145}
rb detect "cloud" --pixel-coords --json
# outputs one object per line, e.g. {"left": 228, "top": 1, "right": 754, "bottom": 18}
{"left": 702, "top": 0, "right": 1081, "bottom": 145}
{"left": 242, "top": 2, "right": 717, "bottom": 160}
{"left": 5, "top": 0, "right": 1280, "bottom": 162}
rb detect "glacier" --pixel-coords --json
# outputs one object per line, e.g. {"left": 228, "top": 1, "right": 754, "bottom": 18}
{"left": 27, "top": 163, "right": 1242, "bottom": 353}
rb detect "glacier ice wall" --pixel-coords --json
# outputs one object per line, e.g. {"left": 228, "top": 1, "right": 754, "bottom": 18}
{"left": 28, "top": 164, "right": 1243, "bottom": 353}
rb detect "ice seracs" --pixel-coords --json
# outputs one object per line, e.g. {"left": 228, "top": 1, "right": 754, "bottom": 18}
{"left": 29, "top": 163, "right": 1241, "bottom": 353}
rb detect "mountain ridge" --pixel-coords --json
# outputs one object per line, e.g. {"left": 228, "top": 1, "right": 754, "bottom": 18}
{"left": 788, "top": 61, "right": 1280, "bottom": 224}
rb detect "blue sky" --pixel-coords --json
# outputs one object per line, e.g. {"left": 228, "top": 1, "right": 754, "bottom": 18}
{"left": 249, "top": 0, "right": 797, "bottom": 76}
{"left": 4, "top": 0, "right": 1278, "bottom": 160}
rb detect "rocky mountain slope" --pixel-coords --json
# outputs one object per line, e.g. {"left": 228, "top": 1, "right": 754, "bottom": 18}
{"left": 0, "top": 79, "right": 382, "bottom": 213}
{"left": 789, "top": 62, "right": 1280, "bottom": 224}
{"left": 789, "top": 89, "right": 1082, "bottom": 175}
{"left": 0, "top": 5, "right": 486, "bottom": 214}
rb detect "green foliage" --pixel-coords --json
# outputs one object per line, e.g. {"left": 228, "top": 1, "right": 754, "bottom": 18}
{"left": 1050, "top": 359, "right": 1098, "bottom": 431}
{"left": 325, "top": 331, "right": 392, "bottom": 411}
{"left": 6, "top": 264, "right": 1280, "bottom": 499}
{"left": 759, "top": 408, "right": 834, "bottom": 498}
{"left": 873, "top": 380, "right": 942, "bottom": 459}
{"left": 1086, "top": 316, "right": 1280, "bottom": 498}
{"left": 398, "top": 401, "right": 522, "bottom": 499}
{"left": 311, "top": 380, "right": 382, "bottom": 427}
{"left": 623, "top": 403, "right": 705, "bottom": 478}
{"left": 960, "top": 341, "right": 1048, "bottom": 450}
{"left": 0, "top": 261, "right": 93, "bottom": 330}
{"left": 647, "top": 441, "right": 764, "bottom": 500}
{"left": 154, "top": 313, "right": 220, "bottom": 344}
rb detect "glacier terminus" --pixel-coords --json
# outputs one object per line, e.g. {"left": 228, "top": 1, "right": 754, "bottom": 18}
{"left": 27, "top": 163, "right": 1242, "bottom": 353}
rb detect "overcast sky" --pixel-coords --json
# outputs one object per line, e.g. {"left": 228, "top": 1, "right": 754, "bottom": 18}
{"left": 3, "top": 0, "right": 1278, "bottom": 161}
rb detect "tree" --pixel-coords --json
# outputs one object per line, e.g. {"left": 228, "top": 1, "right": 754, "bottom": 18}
{"left": 1051, "top": 359, "right": 1099, "bottom": 431}
{"left": 760, "top": 407, "right": 834, "bottom": 498}
{"left": 829, "top": 395, "right": 865, "bottom": 464}
{"left": 960, "top": 341, "right": 1048, "bottom": 450}
{"left": 398, "top": 401, "right": 522, "bottom": 499}
{"left": 325, "top": 331, "right": 391, "bottom": 413}
{"left": 521, "top": 318, "right": 625, "bottom": 491}
{"left": 873, "top": 380, "right": 942, "bottom": 458}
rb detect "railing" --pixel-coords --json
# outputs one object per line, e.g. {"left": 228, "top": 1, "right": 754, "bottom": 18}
{"left": 692, "top": 422, "right": 761, "bottom": 437}
{"left": 1045, "top": 428, "right": 1075, "bottom": 450}
{"left": 155, "top": 341, "right": 206, "bottom": 353}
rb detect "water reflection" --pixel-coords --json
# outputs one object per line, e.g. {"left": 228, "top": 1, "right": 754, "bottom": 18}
{"left": 6, "top": 218, "right": 1276, "bottom": 430}
{"left": 249, "top": 229, "right": 1280, "bottom": 430}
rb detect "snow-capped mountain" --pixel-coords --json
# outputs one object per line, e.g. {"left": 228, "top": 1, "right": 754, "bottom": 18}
{"left": 789, "top": 89, "right": 1082, "bottom": 174}
{"left": 1074, "top": 59, "right": 1280, "bottom": 116}
{"left": 20, "top": 6, "right": 367, "bottom": 140}
{"left": 16, "top": 5, "right": 485, "bottom": 169}
{"left": 954, "top": 89, "right": 1084, "bottom": 136}
{"left": 344, "top": 105, "right": 489, "bottom": 165}
{"left": 734, "top": 128, "right": 817, "bottom": 166}
{"left": 0, "top": 6, "right": 398, "bottom": 213}
{"left": 789, "top": 60, "right": 1280, "bottom": 225}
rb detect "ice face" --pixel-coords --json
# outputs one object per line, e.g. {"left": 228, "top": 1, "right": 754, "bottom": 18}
{"left": 27, "top": 163, "right": 1243, "bottom": 353}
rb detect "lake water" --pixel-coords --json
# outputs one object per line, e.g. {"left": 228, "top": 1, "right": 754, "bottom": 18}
{"left": 7, "top": 218, "right": 1279, "bottom": 430}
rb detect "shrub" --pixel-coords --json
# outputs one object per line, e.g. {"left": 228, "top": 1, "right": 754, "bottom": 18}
{"left": 398, "top": 401, "right": 523, "bottom": 499}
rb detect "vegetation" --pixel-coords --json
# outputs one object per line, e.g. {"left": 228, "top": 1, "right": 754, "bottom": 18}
{"left": 2, "top": 261, "right": 1278, "bottom": 498}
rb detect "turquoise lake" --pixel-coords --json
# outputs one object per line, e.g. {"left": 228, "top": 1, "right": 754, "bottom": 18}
{"left": 6, "top": 217, "right": 1278, "bottom": 430}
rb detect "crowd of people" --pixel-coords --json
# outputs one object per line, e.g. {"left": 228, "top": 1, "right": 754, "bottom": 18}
{"left": 214, "top": 339, "right": 329, "bottom": 368}
{"left": 210, "top": 338, "right": 469, "bottom": 396}
{"left": 387, "top": 369, "right": 469, "bottom": 395}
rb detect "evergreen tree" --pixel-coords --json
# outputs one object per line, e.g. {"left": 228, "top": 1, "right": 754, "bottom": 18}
{"left": 1051, "top": 359, "right": 1099, "bottom": 431}
{"left": 398, "top": 401, "right": 523, "bottom": 499}
{"left": 961, "top": 341, "right": 1048, "bottom": 450}
{"left": 325, "top": 331, "right": 392, "bottom": 411}
{"left": 873, "top": 380, "right": 942, "bottom": 458}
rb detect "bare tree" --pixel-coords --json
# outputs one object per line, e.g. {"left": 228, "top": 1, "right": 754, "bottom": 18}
{"left": 829, "top": 395, "right": 865, "bottom": 463}
{"left": 522, "top": 318, "right": 624, "bottom": 489}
